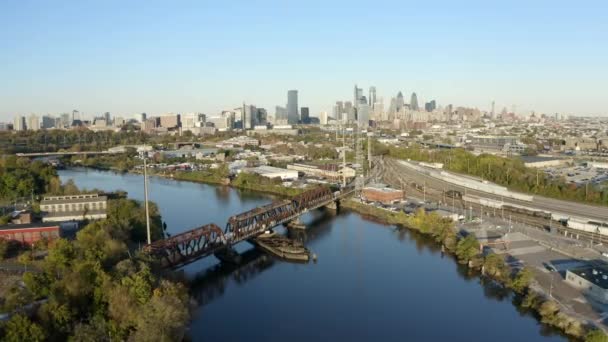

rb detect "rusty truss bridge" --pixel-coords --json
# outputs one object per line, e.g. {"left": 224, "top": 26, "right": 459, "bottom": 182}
{"left": 145, "top": 186, "right": 354, "bottom": 268}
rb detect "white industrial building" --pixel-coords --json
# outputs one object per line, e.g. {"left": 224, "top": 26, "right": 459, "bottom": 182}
{"left": 246, "top": 166, "right": 299, "bottom": 180}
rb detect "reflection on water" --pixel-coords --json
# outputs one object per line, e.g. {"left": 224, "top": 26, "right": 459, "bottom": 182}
{"left": 59, "top": 168, "right": 566, "bottom": 342}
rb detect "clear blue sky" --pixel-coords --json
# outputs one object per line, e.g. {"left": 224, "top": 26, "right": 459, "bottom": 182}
{"left": 1, "top": 0, "right": 607, "bottom": 120}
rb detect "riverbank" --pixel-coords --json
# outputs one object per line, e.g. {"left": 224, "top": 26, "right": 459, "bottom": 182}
{"left": 341, "top": 199, "right": 600, "bottom": 341}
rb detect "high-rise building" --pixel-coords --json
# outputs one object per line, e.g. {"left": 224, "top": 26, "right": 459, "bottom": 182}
{"left": 72, "top": 110, "right": 79, "bottom": 123}
{"left": 104, "top": 112, "right": 111, "bottom": 125}
{"left": 491, "top": 101, "right": 496, "bottom": 119}
{"left": 243, "top": 104, "right": 257, "bottom": 129}
{"left": 41, "top": 115, "right": 55, "bottom": 129}
{"left": 159, "top": 114, "right": 181, "bottom": 129}
{"left": 424, "top": 100, "right": 437, "bottom": 112}
{"left": 410, "top": 93, "right": 419, "bottom": 111}
{"left": 333, "top": 101, "right": 344, "bottom": 122}
{"left": 369, "top": 86, "right": 377, "bottom": 108}
{"left": 344, "top": 101, "right": 355, "bottom": 122}
{"left": 319, "top": 111, "right": 328, "bottom": 125}
{"left": 396, "top": 92, "right": 405, "bottom": 113}
{"left": 354, "top": 85, "right": 363, "bottom": 107}
{"left": 373, "top": 98, "right": 384, "bottom": 121}
{"left": 274, "top": 106, "right": 287, "bottom": 122}
{"left": 13, "top": 116, "right": 26, "bottom": 131}
{"left": 135, "top": 113, "right": 147, "bottom": 123}
{"left": 357, "top": 103, "right": 370, "bottom": 127}
{"left": 300, "top": 107, "right": 310, "bottom": 124}
{"left": 256, "top": 108, "right": 267, "bottom": 126}
{"left": 287, "top": 90, "right": 299, "bottom": 125}
{"left": 27, "top": 114, "right": 40, "bottom": 131}
{"left": 182, "top": 113, "right": 206, "bottom": 130}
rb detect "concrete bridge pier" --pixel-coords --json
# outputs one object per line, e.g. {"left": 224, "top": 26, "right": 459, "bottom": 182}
{"left": 285, "top": 217, "right": 306, "bottom": 230}
{"left": 325, "top": 200, "right": 340, "bottom": 212}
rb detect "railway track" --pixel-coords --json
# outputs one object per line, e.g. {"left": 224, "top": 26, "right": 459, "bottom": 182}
{"left": 381, "top": 158, "right": 608, "bottom": 246}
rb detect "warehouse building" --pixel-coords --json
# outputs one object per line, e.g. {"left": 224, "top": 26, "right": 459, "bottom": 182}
{"left": 361, "top": 183, "right": 404, "bottom": 204}
{"left": 287, "top": 163, "right": 356, "bottom": 181}
{"left": 246, "top": 166, "right": 299, "bottom": 180}
{"left": 40, "top": 194, "right": 108, "bottom": 222}
{"left": 0, "top": 223, "right": 61, "bottom": 245}
{"left": 565, "top": 267, "right": 608, "bottom": 304}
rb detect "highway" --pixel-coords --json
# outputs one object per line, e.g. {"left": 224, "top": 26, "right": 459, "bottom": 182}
{"left": 384, "top": 157, "right": 608, "bottom": 223}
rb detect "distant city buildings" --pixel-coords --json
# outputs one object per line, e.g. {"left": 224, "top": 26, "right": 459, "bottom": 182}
{"left": 287, "top": 90, "right": 299, "bottom": 125}
{"left": 300, "top": 107, "right": 310, "bottom": 124}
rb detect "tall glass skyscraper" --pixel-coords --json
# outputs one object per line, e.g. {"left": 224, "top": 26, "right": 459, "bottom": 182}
{"left": 410, "top": 92, "right": 419, "bottom": 111}
{"left": 369, "top": 86, "right": 377, "bottom": 108}
{"left": 287, "top": 90, "right": 299, "bottom": 125}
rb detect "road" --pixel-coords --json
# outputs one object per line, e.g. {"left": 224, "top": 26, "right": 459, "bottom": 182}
{"left": 384, "top": 157, "right": 608, "bottom": 223}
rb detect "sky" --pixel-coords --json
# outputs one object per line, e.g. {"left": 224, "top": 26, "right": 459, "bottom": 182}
{"left": 1, "top": 0, "right": 607, "bottom": 120}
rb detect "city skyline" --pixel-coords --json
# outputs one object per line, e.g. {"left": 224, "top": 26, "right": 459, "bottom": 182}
{"left": 1, "top": 1, "right": 607, "bottom": 119}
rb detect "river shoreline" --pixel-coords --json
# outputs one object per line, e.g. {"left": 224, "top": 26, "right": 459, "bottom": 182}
{"left": 59, "top": 167, "right": 593, "bottom": 340}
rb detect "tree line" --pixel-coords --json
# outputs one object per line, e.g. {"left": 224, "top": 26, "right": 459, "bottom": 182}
{"left": 377, "top": 143, "right": 608, "bottom": 206}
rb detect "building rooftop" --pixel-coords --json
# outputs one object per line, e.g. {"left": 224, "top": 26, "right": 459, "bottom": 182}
{"left": 520, "top": 156, "right": 564, "bottom": 163}
{"left": 41, "top": 195, "right": 107, "bottom": 205}
{"left": 0, "top": 222, "right": 60, "bottom": 231}
{"left": 569, "top": 267, "right": 608, "bottom": 289}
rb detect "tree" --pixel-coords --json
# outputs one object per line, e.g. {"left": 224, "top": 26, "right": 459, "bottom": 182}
{"left": 0, "top": 239, "right": 8, "bottom": 261}
{"left": 2, "top": 314, "right": 46, "bottom": 342}
{"left": 585, "top": 330, "right": 608, "bottom": 342}
{"left": 455, "top": 235, "right": 480, "bottom": 263}
{"left": 511, "top": 267, "right": 534, "bottom": 293}
{"left": 483, "top": 253, "right": 510, "bottom": 282}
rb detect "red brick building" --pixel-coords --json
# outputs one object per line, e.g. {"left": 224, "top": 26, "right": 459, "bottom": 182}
{"left": 362, "top": 185, "right": 404, "bottom": 204}
{"left": 0, "top": 223, "right": 60, "bottom": 245}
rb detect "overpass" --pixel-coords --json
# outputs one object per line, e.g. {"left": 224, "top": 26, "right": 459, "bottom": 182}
{"left": 145, "top": 186, "right": 354, "bottom": 269}
{"left": 16, "top": 151, "right": 122, "bottom": 158}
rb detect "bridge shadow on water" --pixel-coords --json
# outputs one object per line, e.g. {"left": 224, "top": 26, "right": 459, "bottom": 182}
{"left": 187, "top": 208, "right": 339, "bottom": 307}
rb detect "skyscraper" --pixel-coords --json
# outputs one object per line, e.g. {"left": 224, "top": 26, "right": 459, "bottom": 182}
{"left": 13, "top": 116, "right": 26, "bottom": 131}
{"left": 333, "top": 101, "right": 344, "bottom": 122}
{"left": 354, "top": 85, "right": 363, "bottom": 107}
{"left": 41, "top": 115, "right": 55, "bottom": 129}
{"left": 300, "top": 107, "right": 310, "bottom": 124}
{"left": 274, "top": 106, "right": 287, "bottom": 122}
{"left": 424, "top": 100, "right": 436, "bottom": 112}
{"left": 319, "top": 111, "right": 328, "bottom": 125}
{"left": 357, "top": 103, "right": 370, "bottom": 127}
{"left": 396, "top": 92, "right": 405, "bottom": 113}
{"left": 243, "top": 104, "right": 257, "bottom": 129}
{"left": 27, "top": 114, "right": 40, "bottom": 131}
{"left": 410, "top": 93, "right": 419, "bottom": 111}
{"left": 368, "top": 86, "right": 377, "bottom": 108}
{"left": 104, "top": 112, "right": 111, "bottom": 125}
{"left": 287, "top": 90, "right": 299, "bottom": 125}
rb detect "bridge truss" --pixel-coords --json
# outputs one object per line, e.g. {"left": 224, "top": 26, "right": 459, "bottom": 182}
{"left": 145, "top": 186, "right": 349, "bottom": 269}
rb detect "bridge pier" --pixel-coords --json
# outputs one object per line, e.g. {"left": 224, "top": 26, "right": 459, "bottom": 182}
{"left": 325, "top": 200, "right": 340, "bottom": 212}
{"left": 285, "top": 217, "right": 306, "bottom": 230}
{"left": 214, "top": 247, "right": 242, "bottom": 264}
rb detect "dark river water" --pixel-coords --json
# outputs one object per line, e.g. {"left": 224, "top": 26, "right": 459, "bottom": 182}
{"left": 58, "top": 168, "right": 566, "bottom": 341}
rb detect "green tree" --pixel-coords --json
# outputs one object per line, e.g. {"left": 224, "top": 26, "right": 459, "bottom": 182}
{"left": 455, "top": 235, "right": 480, "bottom": 263}
{"left": 585, "top": 330, "right": 608, "bottom": 342}
{"left": 511, "top": 267, "right": 534, "bottom": 293}
{"left": 483, "top": 253, "right": 510, "bottom": 282}
{"left": 2, "top": 314, "right": 46, "bottom": 342}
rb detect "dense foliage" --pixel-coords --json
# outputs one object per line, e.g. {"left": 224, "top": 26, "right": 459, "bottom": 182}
{"left": 381, "top": 144, "right": 608, "bottom": 205}
{"left": 0, "top": 156, "right": 61, "bottom": 202}
{"left": 0, "top": 200, "right": 186, "bottom": 341}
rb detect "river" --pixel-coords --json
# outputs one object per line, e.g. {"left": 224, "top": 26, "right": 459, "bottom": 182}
{"left": 58, "top": 168, "right": 566, "bottom": 341}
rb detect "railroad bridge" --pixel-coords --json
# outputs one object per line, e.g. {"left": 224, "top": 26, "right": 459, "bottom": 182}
{"left": 145, "top": 186, "right": 353, "bottom": 269}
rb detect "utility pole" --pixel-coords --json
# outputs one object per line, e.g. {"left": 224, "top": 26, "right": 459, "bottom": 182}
{"left": 342, "top": 124, "right": 346, "bottom": 188}
{"left": 143, "top": 153, "right": 152, "bottom": 245}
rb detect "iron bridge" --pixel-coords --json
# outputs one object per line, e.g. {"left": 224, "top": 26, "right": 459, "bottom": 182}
{"left": 145, "top": 186, "right": 353, "bottom": 268}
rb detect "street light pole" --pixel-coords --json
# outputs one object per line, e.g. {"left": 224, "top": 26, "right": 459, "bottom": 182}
{"left": 143, "top": 153, "right": 151, "bottom": 245}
